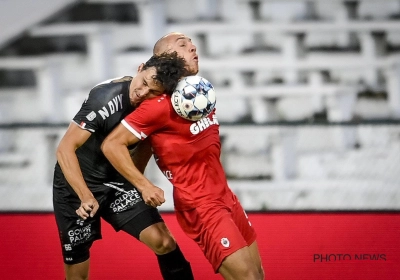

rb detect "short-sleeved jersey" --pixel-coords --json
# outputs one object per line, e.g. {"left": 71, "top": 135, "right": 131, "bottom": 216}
{"left": 122, "top": 94, "right": 232, "bottom": 211}
{"left": 55, "top": 76, "right": 136, "bottom": 191}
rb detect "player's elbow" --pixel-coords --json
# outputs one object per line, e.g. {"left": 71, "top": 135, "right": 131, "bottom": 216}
{"left": 101, "top": 139, "right": 114, "bottom": 158}
{"left": 55, "top": 142, "right": 69, "bottom": 162}
{"left": 55, "top": 146, "right": 63, "bottom": 161}
{"left": 101, "top": 140, "right": 109, "bottom": 155}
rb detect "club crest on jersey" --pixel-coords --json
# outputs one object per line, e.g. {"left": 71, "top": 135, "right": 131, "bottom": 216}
{"left": 189, "top": 114, "right": 219, "bottom": 135}
{"left": 221, "top": 237, "right": 230, "bottom": 248}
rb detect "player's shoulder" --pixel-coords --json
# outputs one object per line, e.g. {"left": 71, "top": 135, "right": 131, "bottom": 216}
{"left": 132, "top": 94, "right": 172, "bottom": 121}
{"left": 93, "top": 76, "right": 132, "bottom": 88}
{"left": 91, "top": 76, "right": 132, "bottom": 93}
{"left": 86, "top": 76, "right": 131, "bottom": 103}
{"left": 124, "top": 94, "right": 171, "bottom": 125}
{"left": 141, "top": 94, "right": 171, "bottom": 110}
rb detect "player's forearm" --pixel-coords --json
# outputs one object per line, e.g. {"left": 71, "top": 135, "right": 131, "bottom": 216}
{"left": 56, "top": 148, "right": 94, "bottom": 200}
{"left": 130, "top": 140, "right": 152, "bottom": 174}
{"left": 102, "top": 141, "right": 155, "bottom": 194}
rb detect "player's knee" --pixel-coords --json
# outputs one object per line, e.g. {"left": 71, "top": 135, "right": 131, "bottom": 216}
{"left": 246, "top": 262, "right": 264, "bottom": 280}
{"left": 241, "top": 265, "right": 261, "bottom": 280}
{"left": 248, "top": 261, "right": 265, "bottom": 279}
{"left": 65, "top": 269, "right": 89, "bottom": 280}
{"left": 140, "top": 225, "right": 176, "bottom": 255}
{"left": 153, "top": 234, "right": 176, "bottom": 255}
{"left": 65, "top": 260, "right": 90, "bottom": 280}
{"left": 219, "top": 255, "right": 263, "bottom": 280}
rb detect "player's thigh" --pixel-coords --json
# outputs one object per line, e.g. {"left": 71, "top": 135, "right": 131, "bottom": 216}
{"left": 248, "top": 240, "right": 265, "bottom": 278}
{"left": 139, "top": 220, "right": 177, "bottom": 254}
{"left": 230, "top": 195, "right": 257, "bottom": 245}
{"left": 121, "top": 209, "right": 174, "bottom": 254}
{"left": 218, "top": 246, "right": 261, "bottom": 280}
{"left": 118, "top": 207, "right": 176, "bottom": 254}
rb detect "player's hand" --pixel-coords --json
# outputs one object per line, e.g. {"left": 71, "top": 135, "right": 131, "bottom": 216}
{"left": 76, "top": 197, "right": 99, "bottom": 219}
{"left": 142, "top": 186, "right": 165, "bottom": 207}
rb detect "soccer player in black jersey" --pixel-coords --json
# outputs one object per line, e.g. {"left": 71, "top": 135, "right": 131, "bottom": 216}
{"left": 52, "top": 52, "right": 193, "bottom": 280}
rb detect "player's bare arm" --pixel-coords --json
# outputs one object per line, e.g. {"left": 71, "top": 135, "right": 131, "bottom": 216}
{"left": 101, "top": 124, "right": 165, "bottom": 207}
{"left": 130, "top": 138, "right": 153, "bottom": 174}
{"left": 56, "top": 123, "right": 99, "bottom": 219}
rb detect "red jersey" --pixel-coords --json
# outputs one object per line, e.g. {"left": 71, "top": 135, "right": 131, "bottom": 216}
{"left": 122, "top": 94, "right": 232, "bottom": 210}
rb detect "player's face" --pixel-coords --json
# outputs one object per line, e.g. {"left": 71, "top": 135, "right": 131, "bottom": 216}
{"left": 129, "top": 67, "right": 164, "bottom": 106}
{"left": 167, "top": 34, "right": 199, "bottom": 75}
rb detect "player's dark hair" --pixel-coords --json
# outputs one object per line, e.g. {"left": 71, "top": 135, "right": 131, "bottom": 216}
{"left": 142, "top": 51, "right": 189, "bottom": 95}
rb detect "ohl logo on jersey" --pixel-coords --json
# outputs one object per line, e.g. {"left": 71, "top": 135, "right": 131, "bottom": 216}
{"left": 189, "top": 114, "right": 219, "bottom": 135}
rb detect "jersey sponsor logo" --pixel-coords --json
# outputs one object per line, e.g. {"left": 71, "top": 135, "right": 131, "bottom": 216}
{"left": 86, "top": 111, "right": 96, "bottom": 121}
{"left": 109, "top": 188, "right": 143, "bottom": 213}
{"left": 68, "top": 224, "right": 92, "bottom": 245}
{"left": 221, "top": 237, "right": 230, "bottom": 248}
{"left": 98, "top": 94, "right": 124, "bottom": 120}
{"left": 189, "top": 114, "right": 219, "bottom": 135}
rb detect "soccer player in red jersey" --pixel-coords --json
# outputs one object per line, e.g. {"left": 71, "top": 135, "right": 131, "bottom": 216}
{"left": 102, "top": 33, "right": 265, "bottom": 280}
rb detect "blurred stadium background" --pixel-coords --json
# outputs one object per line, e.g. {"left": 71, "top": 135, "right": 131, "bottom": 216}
{"left": 1, "top": 0, "right": 400, "bottom": 212}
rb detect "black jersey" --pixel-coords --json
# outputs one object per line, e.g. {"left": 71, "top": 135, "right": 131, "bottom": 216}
{"left": 55, "top": 76, "right": 136, "bottom": 191}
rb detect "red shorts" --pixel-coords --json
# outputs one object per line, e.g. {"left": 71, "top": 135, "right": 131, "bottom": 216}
{"left": 175, "top": 193, "right": 257, "bottom": 272}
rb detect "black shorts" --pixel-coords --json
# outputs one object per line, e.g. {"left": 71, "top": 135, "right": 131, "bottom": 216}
{"left": 53, "top": 171, "right": 163, "bottom": 265}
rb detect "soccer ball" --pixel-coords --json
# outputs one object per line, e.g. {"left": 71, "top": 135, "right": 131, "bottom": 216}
{"left": 171, "top": 76, "right": 216, "bottom": 121}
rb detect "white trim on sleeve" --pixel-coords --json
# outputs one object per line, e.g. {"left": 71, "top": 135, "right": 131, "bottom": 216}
{"left": 72, "top": 120, "right": 95, "bottom": 133}
{"left": 121, "top": 119, "right": 147, "bottom": 140}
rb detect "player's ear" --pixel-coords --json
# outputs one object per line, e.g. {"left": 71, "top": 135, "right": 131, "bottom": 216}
{"left": 137, "top": 63, "right": 145, "bottom": 73}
